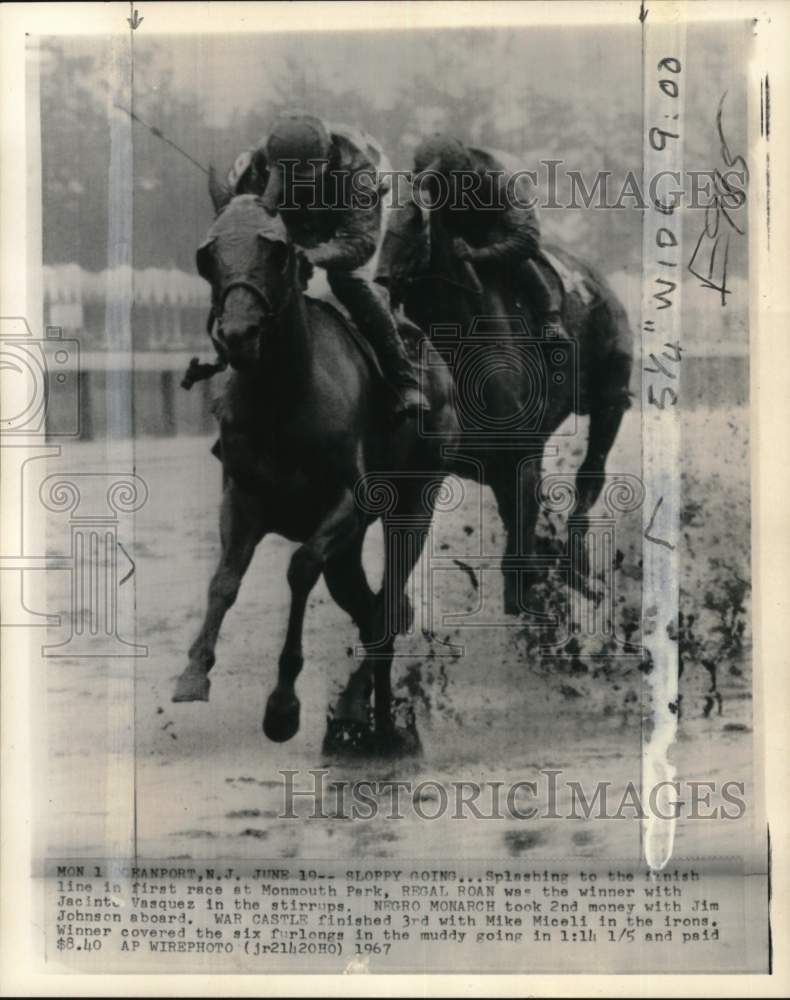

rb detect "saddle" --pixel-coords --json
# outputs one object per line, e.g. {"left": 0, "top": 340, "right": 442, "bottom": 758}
{"left": 496, "top": 249, "right": 596, "bottom": 326}
{"left": 538, "top": 248, "right": 596, "bottom": 310}
{"left": 308, "top": 295, "right": 425, "bottom": 379}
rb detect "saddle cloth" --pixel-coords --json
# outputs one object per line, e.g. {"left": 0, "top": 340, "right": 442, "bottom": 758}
{"left": 539, "top": 248, "right": 596, "bottom": 308}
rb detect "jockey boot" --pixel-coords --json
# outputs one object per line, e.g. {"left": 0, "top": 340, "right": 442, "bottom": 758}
{"left": 328, "top": 271, "right": 430, "bottom": 419}
{"left": 521, "top": 258, "right": 568, "bottom": 340}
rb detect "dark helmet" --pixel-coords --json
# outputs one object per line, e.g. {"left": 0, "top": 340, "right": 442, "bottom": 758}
{"left": 264, "top": 111, "right": 331, "bottom": 175}
{"left": 261, "top": 111, "right": 331, "bottom": 213}
{"left": 413, "top": 134, "right": 473, "bottom": 176}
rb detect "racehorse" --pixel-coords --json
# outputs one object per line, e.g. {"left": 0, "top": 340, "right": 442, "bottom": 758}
{"left": 173, "top": 183, "right": 633, "bottom": 752}
{"left": 378, "top": 199, "right": 634, "bottom": 612}
{"left": 172, "top": 193, "right": 459, "bottom": 751}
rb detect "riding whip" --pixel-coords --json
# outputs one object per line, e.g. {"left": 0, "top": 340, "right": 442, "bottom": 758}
{"left": 114, "top": 103, "right": 210, "bottom": 176}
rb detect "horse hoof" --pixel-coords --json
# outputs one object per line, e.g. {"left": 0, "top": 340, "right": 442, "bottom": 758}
{"left": 334, "top": 695, "right": 371, "bottom": 728}
{"left": 172, "top": 670, "right": 210, "bottom": 702}
{"left": 323, "top": 715, "right": 375, "bottom": 755}
{"left": 263, "top": 694, "right": 300, "bottom": 742}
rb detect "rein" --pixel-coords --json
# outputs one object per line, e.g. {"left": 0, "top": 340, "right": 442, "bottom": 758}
{"left": 404, "top": 270, "right": 484, "bottom": 298}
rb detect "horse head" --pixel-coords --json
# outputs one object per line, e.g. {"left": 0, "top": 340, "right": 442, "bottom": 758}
{"left": 196, "top": 195, "right": 295, "bottom": 370}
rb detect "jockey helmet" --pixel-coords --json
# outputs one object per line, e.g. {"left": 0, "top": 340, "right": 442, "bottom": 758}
{"left": 413, "top": 134, "right": 473, "bottom": 176}
{"left": 264, "top": 111, "right": 332, "bottom": 176}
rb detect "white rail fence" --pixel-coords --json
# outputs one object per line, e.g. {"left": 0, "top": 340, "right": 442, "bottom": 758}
{"left": 41, "top": 264, "right": 748, "bottom": 440}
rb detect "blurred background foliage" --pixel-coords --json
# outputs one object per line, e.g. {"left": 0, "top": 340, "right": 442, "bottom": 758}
{"left": 39, "top": 23, "right": 748, "bottom": 277}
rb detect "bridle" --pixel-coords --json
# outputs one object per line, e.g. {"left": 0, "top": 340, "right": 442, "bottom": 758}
{"left": 214, "top": 271, "right": 295, "bottom": 331}
{"left": 208, "top": 272, "right": 295, "bottom": 367}
{"left": 198, "top": 197, "right": 298, "bottom": 355}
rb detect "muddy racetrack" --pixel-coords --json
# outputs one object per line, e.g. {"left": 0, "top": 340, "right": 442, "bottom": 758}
{"left": 46, "top": 404, "right": 752, "bottom": 862}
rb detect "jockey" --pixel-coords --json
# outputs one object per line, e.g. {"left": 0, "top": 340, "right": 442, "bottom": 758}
{"left": 407, "top": 133, "right": 567, "bottom": 339}
{"left": 226, "top": 112, "right": 429, "bottom": 418}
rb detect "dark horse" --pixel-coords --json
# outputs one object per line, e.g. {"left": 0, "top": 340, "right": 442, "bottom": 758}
{"left": 173, "top": 194, "right": 459, "bottom": 750}
{"left": 173, "top": 186, "right": 633, "bottom": 750}
{"left": 378, "top": 200, "right": 634, "bottom": 612}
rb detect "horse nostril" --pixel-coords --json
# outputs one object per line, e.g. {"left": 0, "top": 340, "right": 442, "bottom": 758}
{"left": 224, "top": 325, "right": 259, "bottom": 349}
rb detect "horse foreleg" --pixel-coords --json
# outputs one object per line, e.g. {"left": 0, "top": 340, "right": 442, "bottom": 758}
{"left": 570, "top": 400, "right": 628, "bottom": 585}
{"left": 174, "top": 485, "right": 264, "bottom": 702}
{"left": 331, "top": 507, "right": 430, "bottom": 751}
{"left": 263, "top": 490, "right": 362, "bottom": 743}
{"left": 323, "top": 539, "right": 377, "bottom": 726}
{"left": 371, "top": 510, "right": 431, "bottom": 749}
{"left": 491, "top": 455, "right": 543, "bottom": 616}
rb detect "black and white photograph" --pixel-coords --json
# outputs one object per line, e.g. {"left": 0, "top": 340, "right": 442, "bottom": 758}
{"left": 1, "top": 0, "right": 788, "bottom": 991}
